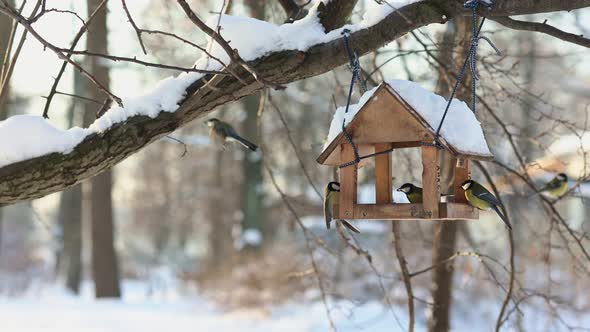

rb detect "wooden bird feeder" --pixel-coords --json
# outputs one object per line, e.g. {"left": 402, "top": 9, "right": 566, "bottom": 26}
{"left": 317, "top": 82, "right": 494, "bottom": 220}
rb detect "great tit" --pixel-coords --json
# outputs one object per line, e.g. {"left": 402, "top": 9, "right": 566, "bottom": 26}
{"left": 397, "top": 183, "right": 423, "bottom": 203}
{"left": 206, "top": 118, "right": 258, "bottom": 151}
{"left": 324, "top": 181, "right": 360, "bottom": 233}
{"left": 461, "top": 180, "right": 512, "bottom": 230}
{"left": 538, "top": 173, "right": 568, "bottom": 198}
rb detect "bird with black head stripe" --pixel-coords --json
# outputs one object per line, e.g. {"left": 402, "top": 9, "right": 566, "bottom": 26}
{"left": 461, "top": 179, "right": 512, "bottom": 230}
{"left": 324, "top": 181, "right": 360, "bottom": 233}
{"left": 538, "top": 173, "right": 568, "bottom": 199}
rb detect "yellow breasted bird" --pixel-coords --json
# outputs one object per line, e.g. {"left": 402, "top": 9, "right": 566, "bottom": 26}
{"left": 538, "top": 173, "right": 568, "bottom": 198}
{"left": 461, "top": 180, "right": 512, "bottom": 230}
{"left": 207, "top": 118, "right": 258, "bottom": 151}
{"left": 397, "top": 183, "right": 423, "bottom": 203}
{"left": 324, "top": 181, "right": 360, "bottom": 233}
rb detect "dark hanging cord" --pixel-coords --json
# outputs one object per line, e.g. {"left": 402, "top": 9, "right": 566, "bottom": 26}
{"left": 340, "top": 29, "right": 362, "bottom": 167}
{"left": 433, "top": 0, "right": 500, "bottom": 145}
{"left": 338, "top": 1, "right": 500, "bottom": 168}
{"left": 339, "top": 30, "right": 387, "bottom": 168}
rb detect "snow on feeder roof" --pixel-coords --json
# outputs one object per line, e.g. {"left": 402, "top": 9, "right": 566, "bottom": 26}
{"left": 317, "top": 80, "right": 493, "bottom": 166}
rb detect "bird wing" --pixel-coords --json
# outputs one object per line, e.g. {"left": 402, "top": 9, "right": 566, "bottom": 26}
{"left": 472, "top": 183, "right": 502, "bottom": 206}
{"left": 540, "top": 178, "right": 561, "bottom": 192}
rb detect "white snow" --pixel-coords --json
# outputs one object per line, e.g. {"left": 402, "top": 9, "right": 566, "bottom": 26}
{"left": 2, "top": 279, "right": 588, "bottom": 332}
{"left": 0, "top": 115, "right": 87, "bottom": 166}
{"left": 0, "top": 73, "right": 198, "bottom": 168}
{"left": 547, "top": 132, "right": 590, "bottom": 156}
{"left": 195, "top": 1, "right": 422, "bottom": 71}
{"left": 0, "top": 0, "right": 423, "bottom": 168}
{"left": 242, "top": 228, "right": 263, "bottom": 246}
{"left": 357, "top": 183, "right": 410, "bottom": 204}
{"left": 324, "top": 80, "right": 492, "bottom": 157}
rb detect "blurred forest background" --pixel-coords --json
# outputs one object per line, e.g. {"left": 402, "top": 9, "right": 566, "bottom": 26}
{"left": 0, "top": 0, "right": 589, "bottom": 331}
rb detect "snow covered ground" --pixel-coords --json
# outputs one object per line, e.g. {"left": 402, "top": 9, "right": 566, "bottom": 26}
{"left": 1, "top": 279, "right": 589, "bottom": 331}
{"left": 0, "top": 280, "right": 408, "bottom": 332}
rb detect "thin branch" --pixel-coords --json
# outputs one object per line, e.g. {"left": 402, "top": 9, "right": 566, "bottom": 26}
{"left": 0, "top": 0, "right": 123, "bottom": 108}
{"left": 263, "top": 155, "right": 337, "bottom": 332}
{"left": 0, "top": 0, "right": 41, "bottom": 104}
{"left": 392, "top": 222, "right": 414, "bottom": 332}
{"left": 493, "top": 16, "right": 590, "bottom": 49}
{"left": 41, "top": 0, "right": 107, "bottom": 118}
{"left": 57, "top": 48, "right": 228, "bottom": 75}
{"left": 50, "top": 91, "right": 102, "bottom": 104}
{"left": 121, "top": 0, "right": 147, "bottom": 55}
{"left": 176, "top": 0, "right": 285, "bottom": 90}
{"left": 268, "top": 94, "right": 322, "bottom": 198}
{"left": 474, "top": 162, "right": 516, "bottom": 332}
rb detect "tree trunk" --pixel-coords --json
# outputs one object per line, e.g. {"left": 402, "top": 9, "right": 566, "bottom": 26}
{"left": 57, "top": 70, "right": 84, "bottom": 294}
{"left": 428, "top": 17, "right": 471, "bottom": 332}
{"left": 86, "top": 0, "right": 121, "bottom": 298}
{"left": 240, "top": 0, "right": 266, "bottom": 250}
{"left": 59, "top": 184, "right": 83, "bottom": 293}
{"left": 207, "top": 147, "right": 234, "bottom": 268}
{"left": 0, "top": 0, "right": 14, "bottom": 259}
{"left": 240, "top": 95, "right": 265, "bottom": 250}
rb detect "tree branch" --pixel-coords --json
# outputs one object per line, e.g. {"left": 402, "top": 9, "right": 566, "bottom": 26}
{"left": 492, "top": 16, "right": 590, "bottom": 48}
{"left": 0, "top": 0, "right": 589, "bottom": 204}
{"left": 317, "top": 0, "right": 358, "bottom": 32}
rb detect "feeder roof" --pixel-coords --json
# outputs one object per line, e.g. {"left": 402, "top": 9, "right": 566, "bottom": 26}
{"left": 317, "top": 80, "right": 494, "bottom": 165}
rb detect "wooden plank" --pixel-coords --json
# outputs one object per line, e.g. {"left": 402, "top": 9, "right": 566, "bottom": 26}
{"left": 339, "top": 144, "right": 357, "bottom": 219}
{"left": 343, "top": 203, "right": 478, "bottom": 220}
{"left": 440, "top": 203, "right": 479, "bottom": 220}
{"left": 354, "top": 203, "right": 479, "bottom": 221}
{"left": 421, "top": 145, "right": 440, "bottom": 218}
{"left": 374, "top": 143, "right": 392, "bottom": 204}
{"left": 353, "top": 89, "right": 431, "bottom": 144}
{"left": 353, "top": 203, "right": 429, "bottom": 219}
{"left": 453, "top": 158, "right": 470, "bottom": 204}
{"left": 333, "top": 203, "right": 478, "bottom": 220}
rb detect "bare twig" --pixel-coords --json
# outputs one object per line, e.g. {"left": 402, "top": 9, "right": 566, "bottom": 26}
{"left": 176, "top": 0, "right": 285, "bottom": 90}
{"left": 392, "top": 222, "right": 414, "bottom": 332}
{"left": 121, "top": 0, "right": 147, "bottom": 54}
{"left": 493, "top": 16, "right": 590, "bottom": 49}
{"left": 57, "top": 48, "right": 228, "bottom": 75}
{"left": 0, "top": 0, "right": 123, "bottom": 108}
{"left": 268, "top": 94, "right": 322, "bottom": 198}
{"left": 0, "top": 0, "right": 41, "bottom": 104}
{"left": 41, "top": 0, "right": 107, "bottom": 118}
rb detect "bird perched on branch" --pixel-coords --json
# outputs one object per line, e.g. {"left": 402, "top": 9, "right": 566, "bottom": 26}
{"left": 537, "top": 173, "right": 568, "bottom": 199}
{"left": 324, "top": 181, "right": 360, "bottom": 234}
{"left": 206, "top": 118, "right": 258, "bottom": 151}
{"left": 397, "top": 183, "right": 423, "bottom": 203}
{"left": 461, "top": 180, "right": 512, "bottom": 230}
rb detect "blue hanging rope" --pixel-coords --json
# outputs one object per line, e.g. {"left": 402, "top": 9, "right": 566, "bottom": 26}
{"left": 433, "top": 0, "right": 500, "bottom": 145}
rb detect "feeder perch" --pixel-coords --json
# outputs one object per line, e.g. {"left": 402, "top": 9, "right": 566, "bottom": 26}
{"left": 316, "top": 81, "right": 494, "bottom": 220}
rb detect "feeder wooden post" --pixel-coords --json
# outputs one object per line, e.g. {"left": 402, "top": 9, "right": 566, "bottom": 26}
{"left": 422, "top": 145, "right": 440, "bottom": 218}
{"left": 453, "top": 158, "right": 470, "bottom": 203}
{"left": 374, "top": 143, "right": 393, "bottom": 204}
{"left": 339, "top": 144, "right": 357, "bottom": 219}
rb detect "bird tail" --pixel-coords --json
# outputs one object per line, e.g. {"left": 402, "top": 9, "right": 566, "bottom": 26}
{"left": 229, "top": 134, "right": 258, "bottom": 151}
{"left": 491, "top": 205, "right": 512, "bottom": 231}
{"left": 339, "top": 219, "right": 360, "bottom": 234}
